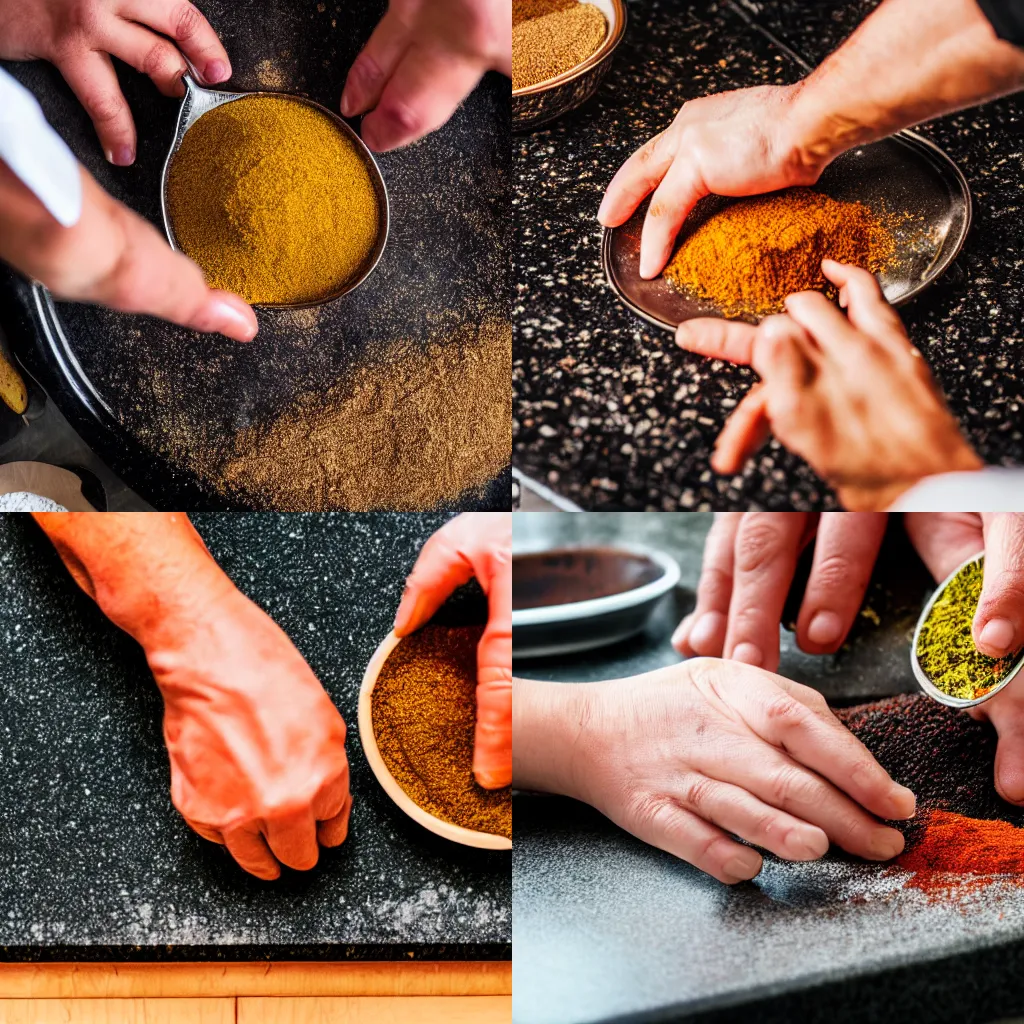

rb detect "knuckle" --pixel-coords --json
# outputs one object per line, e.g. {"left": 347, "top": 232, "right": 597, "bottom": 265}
{"left": 627, "top": 793, "right": 677, "bottom": 834}
{"left": 772, "top": 765, "right": 817, "bottom": 806}
{"left": 376, "top": 97, "right": 426, "bottom": 137}
{"left": 734, "top": 514, "right": 789, "bottom": 574}
{"left": 59, "top": 0, "right": 103, "bottom": 39}
{"left": 142, "top": 39, "right": 179, "bottom": 78}
{"left": 679, "top": 775, "right": 716, "bottom": 815}
{"left": 810, "top": 552, "right": 854, "bottom": 592}
{"left": 173, "top": 2, "right": 204, "bottom": 41}
{"left": 763, "top": 692, "right": 807, "bottom": 728}
{"left": 85, "top": 88, "right": 126, "bottom": 125}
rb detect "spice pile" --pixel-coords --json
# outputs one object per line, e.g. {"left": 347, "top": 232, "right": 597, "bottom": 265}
{"left": 218, "top": 319, "right": 511, "bottom": 511}
{"left": 663, "top": 188, "right": 897, "bottom": 319}
{"left": 917, "top": 556, "right": 1020, "bottom": 701}
{"left": 512, "top": 0, "right": 608, "bottom": 90}
{"left": 167, "top": 95, "right": 379, "bottom": 305}
{"left": 371, "top": 625, "right": 511, "bottom": 839}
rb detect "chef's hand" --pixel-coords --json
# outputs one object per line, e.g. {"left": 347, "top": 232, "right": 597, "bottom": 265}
{"left": 673, "top": 512, "right": 889, "bottom": 672}
{"left": 513, "top": 661, "right": 915, "bottom": 883}
{"left": 0, "top": 159, "right": 257, "bottom": 341}
{"left": 598, "top": 85, "right": 822, "bottom": 279}
{"left": 31, "top": 512, "right": 351, "bottom": 880}
{"left": 340, "top": 0, "right": 510, "bottom": 152}
{"left": 0, "top": 0, "right": 231, "bottom": 164}
{"left": 394, "top": 511, "right": 511, "bottom": 789}
{"left": 676, "top": 262, "right": 981, "bottom": 509}
{"left": 904, "top": 512, "right": 1024, "bottom": 805}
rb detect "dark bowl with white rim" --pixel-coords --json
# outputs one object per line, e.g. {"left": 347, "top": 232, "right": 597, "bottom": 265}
{"left": 512, "top": 544, "right": 681, "bottom": 658}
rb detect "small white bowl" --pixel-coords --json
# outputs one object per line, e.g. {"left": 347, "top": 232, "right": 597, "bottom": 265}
{"left": 358, "top": 630, "right": 512, "bottom": 850}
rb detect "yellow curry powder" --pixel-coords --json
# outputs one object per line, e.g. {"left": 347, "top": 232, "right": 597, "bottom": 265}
{"left": 167, "top": 95, "right": 379, "bottom": 305}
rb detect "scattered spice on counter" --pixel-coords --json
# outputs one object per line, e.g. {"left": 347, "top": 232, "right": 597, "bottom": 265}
{"left": 917, "top": 557, "right": 1020, "bottom": 701}
{"left": 167, "top": 94, "right": 379, "bottom": 305}
{"left": 218, "top": 319, "right": 511, "bottom": 511}
{"left": 372, "top": 625, "right": 511, "bottom": 838}
{"left": 512, "top": 0, "right": 608, "bottom": 90}
{"left": 663, "top": 188, "right": 897, "bottom": 319}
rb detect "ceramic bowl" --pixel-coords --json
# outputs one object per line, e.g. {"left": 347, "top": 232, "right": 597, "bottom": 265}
{"left": 513, "top": 0, "right": 627, "bottom": 131}
{"left": 512, "top": 544, "right": 681, "bottom": 658}
{"left": 358, "top": 630, "right": 512, "bottom": 850}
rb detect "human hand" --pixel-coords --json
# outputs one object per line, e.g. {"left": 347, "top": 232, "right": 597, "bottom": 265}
{"left": 904, "top": 512, "right": 1024, "bottom": 804}
{"left": 31, "top": 512, "right": 351, "bottom": 880}
{"left": 597, "top": 85, "right": 827, "bottom": 279}
{"left": 0, "top": 0, "right": 231, "bottom": 165}
{"left": 676, "top": 262, "right": 981, "bottom": 509}
{"left": 0, "top": 159, "right": 256, "bottom": 341}
{"left": 394, "top": 512, "right": 511, "bottom": 789}
{"left": 340, "top": 0, "right": 510, "bottom": 152}
{"left": 673, "top": 512, "right": 889, "bottom": 672}
{"left": 513, "top": 661, "right": 915, "bottom": 883}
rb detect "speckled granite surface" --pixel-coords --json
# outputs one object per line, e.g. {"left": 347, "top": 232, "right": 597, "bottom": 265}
{"left": 513, "top": 0, "right": 1024, "bottom": 511}
{"left": 0, "top": 513, "right": 509, "bottom": 960}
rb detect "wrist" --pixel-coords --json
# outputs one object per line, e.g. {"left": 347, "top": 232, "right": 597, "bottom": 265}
{"left": 512, "top": 678, "right": 595, "bottom": 799}
{"left": 781, "top": 77, "right": 872, "bottom": 178}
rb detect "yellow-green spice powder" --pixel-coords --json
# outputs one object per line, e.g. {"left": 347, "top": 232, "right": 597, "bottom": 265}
{"left": 917, "top": 558, "right": 1019, "bottom": 700}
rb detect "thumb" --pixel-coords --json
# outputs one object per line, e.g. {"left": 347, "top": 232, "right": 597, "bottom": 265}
{"left": 974, "top": 513, "right": 1024, "bottom": 658}
{"left": 474, "top": 550, "right": 511, "bottom": 789}
{"left": 979, "top": 691, "right": 1024, "bottom": 805}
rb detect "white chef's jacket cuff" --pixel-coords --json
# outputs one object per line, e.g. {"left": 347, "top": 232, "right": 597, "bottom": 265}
{"left": 0, "top": 66, "right": 82, "bottom": 228}
{"left": 890, "top": 467, "right": 1024, "bottom": 511}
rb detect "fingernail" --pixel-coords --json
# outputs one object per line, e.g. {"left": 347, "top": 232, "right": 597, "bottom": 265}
{"left": 887, "top": 785, "right": 916, "bottom": 820}
{"left": 807, "top": 610, "right": 843, "bottom": 647}
{"left": 731, "top": 642, "right": 763, "bottom": 667}
{"left": 340, "top": 88, "right": 356, "bottom": 117}
{"left": 784, "top": 828, "right": 828, "bottom": 861}
{"left": 205, "top": 59, "right": 230, "bottom": 83}
{"left": 869, "top": 829, "right": 905, "bottom": 861}
{"left": 724, "top": 850, "right": 762, "bottom": 881}
{"left": 688, "top": 612, "right": 725, "bottom": 653}
{"left": 979, "top": 617, "right": 1016, "bottom": 657}
{"left": 670, "top": 614, "right": 693, "bottom": 649}
{"left": 394, "top": 587, "right": 422, "bottom": 635}
{"left": 210, "top": 298, "right": 257, "bottom": 341}
{"left": 111, "top": 145, "right": 134, "bottom": 166}
{"left": 675, "top": 324, "right": 691, "bottom": 346}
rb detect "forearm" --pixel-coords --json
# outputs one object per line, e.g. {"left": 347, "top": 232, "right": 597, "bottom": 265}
{"left": 31, "top": 512, "right": 237, "bottom": 650}
{"left": 512, "top": 677, "right": 593, "bottom": 797}
{"left": 789, "top": 0, "right": 1024, "bottom": 164}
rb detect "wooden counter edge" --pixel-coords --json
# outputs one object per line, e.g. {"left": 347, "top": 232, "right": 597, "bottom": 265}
{"left": 0, "top": 960, "right": 512, "bottom": 998}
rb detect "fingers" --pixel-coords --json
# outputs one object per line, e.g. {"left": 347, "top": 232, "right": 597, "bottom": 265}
{"left": 263, "top": 808, "right": 320, "bottom": 872}
{"left": 673, "top": 512, "right": 743, "bottom": 657}
{"left": 903, "top": 512, "right": 984, "bottom": 582}
{"left": 223, "top": 827, "right": 281, "bottom": 881}
{"left": 710, "top": 385, "right": 770, "bottom": 476}
{"left": 101, "top": 20, "right": 187, "bottom": 98}
{"left": 340, "top": 8, "right": 411, "bottom": 117}
{"left": 624, "top": 798, "right": 764, "bottom": 884}
{"left": 721, "top": 512, "right": 810, "bottom": 672}
{"left": 675, "top": 318, "right": 758, "bottom": 366}
{"left": 119, "top": 0, "right": 232, "bottom": 84}
{"left": 90, "top": 198, "right": 257, "bottom": 341}
{"left": 975, "top": 513, "right": 1024, "bottom": 657}
{"left": 794, "top": 512, "right": 888, "bottom": 654}
{"left": 978, "top": 693, "right": 1024, "bottom": 805}
{"left": 639, "top": 160, "right": 704, "bottom": 279}
{"left": 783, "top": 290, "right": 862, "bottom": 359}
{"left": 735, "top": 668, "right": 916, "bottom": 821}
{"left": 597, "top": 132, "right": 675, "bottom": 229}
{"left": 317, "top": 795, "right": 353, "bottom": 848}
{"left": 751, "top": 314, "right": 818, "bottom": 388}
{"left": 360, "top": 46, "right": 483, "bottom": 151}
{"left": 474, "top": 550, "right": 512, "bottom": 789}
{"left": 57, "top": 50, "right": 136, "bottom": 166}
{"left": 821, "top": 260, "right": 906, "bottom": 347}
{"left": 675, "top": 773, "right": 829, "bottom": 862}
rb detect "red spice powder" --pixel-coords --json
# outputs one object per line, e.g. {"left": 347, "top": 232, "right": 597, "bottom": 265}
{"left": 897, "top": 809, "right": 1024, "bottom": 895}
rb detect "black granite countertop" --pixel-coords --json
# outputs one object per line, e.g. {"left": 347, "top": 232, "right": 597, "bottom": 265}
{"left": 0, "top": 513, "right": 510, "bottom": 961}
{"left": 513, "top": 0, "right": 1024, "bottom": 511}
{"left": 512, "top": 512, "right": 1024, "bottom": 1023}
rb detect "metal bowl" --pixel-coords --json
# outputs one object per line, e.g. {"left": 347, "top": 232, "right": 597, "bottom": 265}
{"left": 912, "top": 551, "right": 1024, "bottom": 709}
{"left": 513, "top": 0, "right": 627, "bottom": 131}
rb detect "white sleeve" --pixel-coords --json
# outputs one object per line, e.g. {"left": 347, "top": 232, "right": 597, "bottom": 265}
{"left": 889, "top": 468, "right": 1024, "bottom": 511}
{"left": 0, "top": 67, "right": 82, "bottom": 228}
